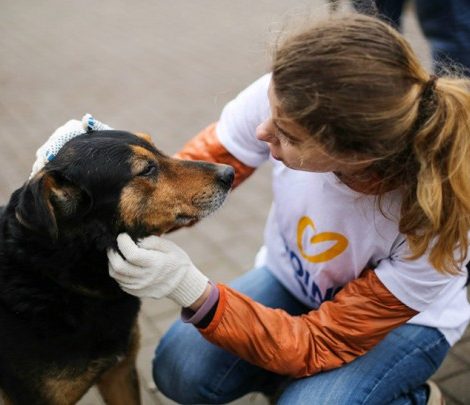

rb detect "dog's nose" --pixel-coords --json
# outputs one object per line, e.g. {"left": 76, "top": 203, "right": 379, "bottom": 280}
{"left": 216, "top": 165, "right": 235, "bottom": 188}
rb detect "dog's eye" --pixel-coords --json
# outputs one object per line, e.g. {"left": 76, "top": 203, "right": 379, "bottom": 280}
{"left": 139, "top": 164, "right": 157, "bottom": 177}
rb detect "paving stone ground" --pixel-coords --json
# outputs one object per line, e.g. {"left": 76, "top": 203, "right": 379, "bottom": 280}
{"left": 0, "top": 1, "right": 468, "bottom": 404}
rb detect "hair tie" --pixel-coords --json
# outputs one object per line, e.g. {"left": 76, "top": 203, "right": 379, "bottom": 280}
{"left": 413, "top": 75, "right": 439, "bottom": 135}
{"left": 422, "top": 74, "right": 438, "bottom": 96}
{"left": 418, "top": 74, "right": 439, "bottom": 112}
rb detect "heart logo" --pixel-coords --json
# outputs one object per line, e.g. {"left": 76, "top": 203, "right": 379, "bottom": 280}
{"left": 296, "top": 216, "right": 348, "bottom": 263}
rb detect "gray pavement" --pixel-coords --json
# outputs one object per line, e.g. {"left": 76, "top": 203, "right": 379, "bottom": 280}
{"left": 0, "top": 1, "right": 468, "bottom": 404}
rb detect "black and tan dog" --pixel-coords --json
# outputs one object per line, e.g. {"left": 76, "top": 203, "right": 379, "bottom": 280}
{"left": 0, "top": 130, "right": 234, "bottom": 405}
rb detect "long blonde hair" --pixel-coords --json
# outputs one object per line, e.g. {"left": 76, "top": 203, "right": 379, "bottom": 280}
{"left": 272, "top": 14, "right": 470, "bottom": 274}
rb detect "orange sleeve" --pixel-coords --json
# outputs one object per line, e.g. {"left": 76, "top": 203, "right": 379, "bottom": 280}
{"left": 174, "top": 123, "right": 255, "bottom": 189}
{"left": 199, "top": 269, "right": 418, "bottom": 378}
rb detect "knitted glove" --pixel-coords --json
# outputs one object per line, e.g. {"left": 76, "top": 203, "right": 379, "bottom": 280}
{"left": 30, "top": 113, "right": 112, "bottom": 178}
{"left": 108, "top": 233, "right": 209, "bottom": 307}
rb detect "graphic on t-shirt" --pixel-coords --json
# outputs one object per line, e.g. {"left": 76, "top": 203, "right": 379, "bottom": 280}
{"left": 297, "top": 216, "right": 348, "bottom": 263}
{"left": 278, "top": 215, "right": 348, "bottom": 307}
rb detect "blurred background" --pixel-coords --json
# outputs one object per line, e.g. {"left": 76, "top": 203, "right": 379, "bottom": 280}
{"left": 0, "top": 1, "right": 468, "bottom": 404}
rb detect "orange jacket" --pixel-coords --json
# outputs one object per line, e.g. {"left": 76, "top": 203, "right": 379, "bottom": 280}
{"left": 176, "top": 123, "right": 418, "bottom": 378}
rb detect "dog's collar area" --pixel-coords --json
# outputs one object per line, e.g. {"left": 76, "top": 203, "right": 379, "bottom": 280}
{"left": 15, "top": 210, "right": 34, "bottom": 230}
{"left": 43, "top": 272, "right": 125, "bottom": 301}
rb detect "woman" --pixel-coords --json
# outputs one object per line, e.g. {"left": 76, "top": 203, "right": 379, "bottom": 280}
{"left": 109, "top": 13, "right": 470, "bottom": 404}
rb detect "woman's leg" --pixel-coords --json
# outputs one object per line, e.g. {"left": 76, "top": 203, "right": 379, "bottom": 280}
{"left": 152, "top": 266, "right": 308, "bottom": 404}
{"left": 278, "top": 324, "right": 449, "bottom": 405}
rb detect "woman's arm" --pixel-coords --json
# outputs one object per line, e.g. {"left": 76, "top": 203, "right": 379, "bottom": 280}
{"left": 198, "top": 269, "right": 417, "bottom": 378}
{"left": 108, "top": 236, "right": 418, "bottom": 378}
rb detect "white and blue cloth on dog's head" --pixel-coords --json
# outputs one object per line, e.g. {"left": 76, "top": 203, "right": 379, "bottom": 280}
{"left": 30, "top": 114, "right": 112, "bottom": 179}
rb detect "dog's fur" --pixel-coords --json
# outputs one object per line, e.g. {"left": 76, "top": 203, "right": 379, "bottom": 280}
{"left": 0, "top": 130, "right": 234, "bottom": 404}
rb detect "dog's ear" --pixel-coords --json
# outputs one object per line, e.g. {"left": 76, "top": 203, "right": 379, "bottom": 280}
{"left": 16, "top": 171, "right": 92, "bottom": 239}
{"left": 134, "top": 132, "right": 155, "bottom": 146}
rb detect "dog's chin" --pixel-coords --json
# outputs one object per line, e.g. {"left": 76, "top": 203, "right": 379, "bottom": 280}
{"left": 124, "top": 217, "right": 198, "bottom": 239}
{"left": 176, "top": 214, "right": 200, "bottom": 226}
{"left": 160, "top": 215, "right": 199, "bottom": 235}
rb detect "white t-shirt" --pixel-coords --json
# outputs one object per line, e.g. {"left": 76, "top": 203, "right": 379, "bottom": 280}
{"left": 216, "top": 74, "right": 470, "bottom": 346}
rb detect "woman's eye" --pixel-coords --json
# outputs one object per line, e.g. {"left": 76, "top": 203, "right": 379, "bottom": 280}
{"left": 280, "top": 135, "right": 294, "bottom": 145}
{"left": 139, "top": 164, "right": 157, "bottom": 177}
{"left": 275, "top": 128, "right": 295, "bottom": 145}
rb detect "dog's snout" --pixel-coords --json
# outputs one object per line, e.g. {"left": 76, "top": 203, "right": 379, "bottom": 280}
{"left": 216, "top": 165, "right": 235, "bottom": 188}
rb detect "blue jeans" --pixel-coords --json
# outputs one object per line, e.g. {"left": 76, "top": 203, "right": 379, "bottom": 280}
{"left": 153, "top": 267, "right": 450, "bottom": 404}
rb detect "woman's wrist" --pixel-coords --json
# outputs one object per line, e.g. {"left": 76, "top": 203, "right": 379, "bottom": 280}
{"left": 189, "top": 282, "right": 212, "bottom": 311}
{"left": 181, "top": 281, "right": 220, "bottom": 327}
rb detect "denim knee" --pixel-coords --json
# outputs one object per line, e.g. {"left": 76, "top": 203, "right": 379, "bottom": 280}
{"left": 152, "top": 320, "right": 223, "bottom": 404}
{"left": 153, "top": 323, "right": 197, "bottom": 403}
{"left": 278, "top": 325, "right": 449, "bottom": 405}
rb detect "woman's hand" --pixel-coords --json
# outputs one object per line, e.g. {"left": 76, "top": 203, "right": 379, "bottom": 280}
{"left": 107, "top": 233, "right": 210, "bottom": 308}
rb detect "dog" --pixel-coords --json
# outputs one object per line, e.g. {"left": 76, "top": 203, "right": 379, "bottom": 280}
{"left": 0, "top": 130, "right": 234, "bottom": 404}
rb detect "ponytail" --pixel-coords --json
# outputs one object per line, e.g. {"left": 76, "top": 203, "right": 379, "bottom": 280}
{"left": 402, "top": 77, "right": 470, "bottom": 274}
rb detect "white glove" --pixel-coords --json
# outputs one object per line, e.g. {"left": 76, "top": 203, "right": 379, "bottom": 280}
{"left": 107, "top": 233, "right": 209, "bottom": 308}
{"left": 30, "top": 113, "right": 112, "bottom": 179}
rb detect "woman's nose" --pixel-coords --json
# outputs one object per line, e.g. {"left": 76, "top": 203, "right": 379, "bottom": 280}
{"left": 256, "top": 119, "right": 277, "bottom": 144}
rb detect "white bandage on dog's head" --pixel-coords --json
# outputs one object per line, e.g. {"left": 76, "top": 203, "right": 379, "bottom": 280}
{"left": 29, "top": 114, "right": 113, "bottom": 179}
{"left": 82, "top": 113, "right": 113, "bottom": 132}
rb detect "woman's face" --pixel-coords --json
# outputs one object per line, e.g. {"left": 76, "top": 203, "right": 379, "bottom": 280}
{"left": 256, "top": 82, "right": 367, "bottom": 175}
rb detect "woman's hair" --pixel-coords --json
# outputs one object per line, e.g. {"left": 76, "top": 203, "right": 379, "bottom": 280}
{"left": 272, "top": 14, "right": 470, "bottom": 275}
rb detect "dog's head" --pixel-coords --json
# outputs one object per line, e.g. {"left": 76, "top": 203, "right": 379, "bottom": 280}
{"left": 15, "top": 131, "right": 234, "bottom": 245}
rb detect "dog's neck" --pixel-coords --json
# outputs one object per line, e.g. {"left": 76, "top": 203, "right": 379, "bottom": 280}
{"left": 0, "top": 198, "right": 124, "bottom": 301}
